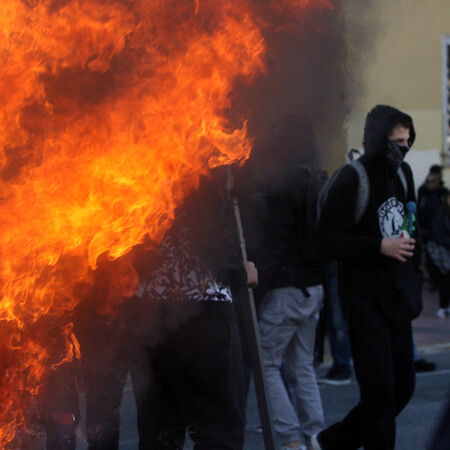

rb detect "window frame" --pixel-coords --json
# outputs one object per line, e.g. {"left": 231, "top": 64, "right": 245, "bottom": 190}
{"left": 442, "top": 34, "right": 450, "bottom": 163}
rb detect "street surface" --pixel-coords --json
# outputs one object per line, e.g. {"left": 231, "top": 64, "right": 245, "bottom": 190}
{"left": 77, "top": 288, "right": 450, "bottom": 449}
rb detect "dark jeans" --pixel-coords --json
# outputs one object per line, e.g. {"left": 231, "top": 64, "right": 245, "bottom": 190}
{"left": 133, "top": 301, "right": 245, "bottom": 450}
{"left": 319, "top": 299, "right": 415, "bottom": 450}
{"left": 42, "top": 363, "right": 79, "bottom": 450}
{"left": 74, "top": 303, "right": 131, "bottom": 450}
{"left": 232, "top": 289, "right": 252, "bottom": 402}
{"left": 437, "top": 270, "right": 450, "bottom": 309}
{"left": 83, "top": 353, "right": 128, "bottom": 450}
{"left": 327, "top": 273, "right": 352, "bottom": 376}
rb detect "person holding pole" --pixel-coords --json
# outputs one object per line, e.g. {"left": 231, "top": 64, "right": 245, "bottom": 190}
{"left": 132, "top": 168, "right": 257, "bottom": 450}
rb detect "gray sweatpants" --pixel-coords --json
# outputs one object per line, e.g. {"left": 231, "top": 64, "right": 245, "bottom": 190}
{"left": 258, "top": 285, "right": 325, "bottom": 443}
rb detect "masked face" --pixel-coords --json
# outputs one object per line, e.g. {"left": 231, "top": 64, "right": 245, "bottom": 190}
{"left": 387, "top": 125, "right": 410, "bottom": 170}
{"left": 387, "top": 140, "right": 409, "bottom": 170}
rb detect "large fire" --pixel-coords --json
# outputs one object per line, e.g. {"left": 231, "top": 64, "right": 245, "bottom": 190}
{"left": 0, "top": 0, "right": 332, "bottom": 447}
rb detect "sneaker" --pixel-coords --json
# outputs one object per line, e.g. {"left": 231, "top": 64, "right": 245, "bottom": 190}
{"left": 310, "top": 433, "right": 323, "bottom": 450}
{"left": 414, "top": 358, "right": 436, "bottom": 372}
{"left": 318, "top": 368, "right": 351, "bottom": 386}
{"left": 436, "top": 308, "right": 446, "bottom": 319}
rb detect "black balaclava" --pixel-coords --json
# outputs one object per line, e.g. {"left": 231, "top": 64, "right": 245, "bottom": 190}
{"left": 363, "top": 105, "right": 416, "bottom": 171}
{"left": 386, "top": 139, "right": 409, "bottom": 171}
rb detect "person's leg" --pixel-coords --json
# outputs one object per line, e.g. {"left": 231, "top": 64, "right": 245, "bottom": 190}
{"left": 412, "top": 337, "right": 419, "bottom": 362}
{"left": 83, "top": 357, "right": 128, "bottom": 450}
{"left": 129, "top": 300, "right": 195, "bottom": 450}
{"left": 283, "top": 286, "right": 325, "bottom": 441}
{"left": 132, "top": 350, "right": 186, "bottom": 450}
{"left": 438, "top": 271, "right": 450, "bottom": 310}
{"left": 129, "top": 335, "right": 185, "bottom": 450}
{"left": 318, "top": 300, "right": 397, "bottom": 450}
{"left": 42, "top": 363, "right": 79, "bottom": 450}
{"left": 231, "top": 289, "right": 252, "bottom": 402}
{"left": 321, "top": 272, "right": 352, "bottom": 382}
{"left": 76, "top": 317, "right": 129, "bottom": 450}
{"left": 391, "top": 322, "right": 415, "bottom": 416}
{"left": 259, "top": 288, "right": 303, "bottom": 445}
{"left": 165, "top": 303, "right": 245, "bottom": 450}
{"left": 73, "top": 295, "right": 133, "bottom": 450}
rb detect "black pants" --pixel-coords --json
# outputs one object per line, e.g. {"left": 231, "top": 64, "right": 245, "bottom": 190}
{"left": 74, "top": 303, "right": 131, "bottom": 450}
{"left": 319, "top": 299, "right": 415, "bottom": 450}
{"left": 42, "top": 362, "right": 80, "bottom": 450}
{"left": 132, "top": 301, "right": 245, "bottom": 450}
{"left": 437, "top": 270, "right": 450, "bottom": 309}
{"left": 83, "top": 350, "right": 129, "bottom": 450}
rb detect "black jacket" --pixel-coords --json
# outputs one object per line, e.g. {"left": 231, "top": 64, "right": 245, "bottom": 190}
{"left": 254, "top": 165, "right": 326, "bottom": 303}
{"left": 315, "top": 105, "right": 422, "bottom": 323}
{"left": 430, "top": 208, "right": 450, "bottom": 250}
{"left": 418, "top": 184, "right": 449, "bottom": 235}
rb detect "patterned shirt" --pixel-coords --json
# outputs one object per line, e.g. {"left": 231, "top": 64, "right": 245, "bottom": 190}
{"left": 137, "top": 222, "right": 232, "bottom": 303}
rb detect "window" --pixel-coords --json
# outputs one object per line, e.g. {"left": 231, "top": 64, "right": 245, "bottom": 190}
{"left": 443, "top": 35, "right": 450, "bottom": 161}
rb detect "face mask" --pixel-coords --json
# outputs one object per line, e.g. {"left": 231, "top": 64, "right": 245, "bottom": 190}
{"left": 387, "top": 140, "right": 409, "bottom": 170}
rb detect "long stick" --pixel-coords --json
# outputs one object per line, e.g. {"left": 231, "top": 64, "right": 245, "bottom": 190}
{"left": 232, "top": 197, "right": 276, "bottom": 450}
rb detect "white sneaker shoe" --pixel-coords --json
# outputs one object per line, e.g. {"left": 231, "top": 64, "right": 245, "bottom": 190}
{"left": 436, "top": 308, "right": 446, "bottom": 319}
{"left": 310, "top": 434, "right": 323, "bottom": 450}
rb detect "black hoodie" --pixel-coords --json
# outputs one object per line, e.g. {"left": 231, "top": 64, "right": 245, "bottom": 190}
{"left": 315, "top": 105, "right": 422, "bottom": 323}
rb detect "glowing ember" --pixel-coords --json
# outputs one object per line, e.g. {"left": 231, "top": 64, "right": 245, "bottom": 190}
{"left": 0, "top": 0, "right": 332, "bottom": 446}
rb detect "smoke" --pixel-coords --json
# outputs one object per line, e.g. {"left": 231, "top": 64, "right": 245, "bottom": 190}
{"left": 229, "top": 0, "right": 381, "bottom": 174}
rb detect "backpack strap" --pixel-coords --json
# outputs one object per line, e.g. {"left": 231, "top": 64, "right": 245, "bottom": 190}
{"left": 348, "top": 160, "right": 370, "bottom": 224}
{"left": 316, "top": 167, "right": 343, "bottom": 225}
{"left": 316, "top": 160, "right": 370, "bottom": 226}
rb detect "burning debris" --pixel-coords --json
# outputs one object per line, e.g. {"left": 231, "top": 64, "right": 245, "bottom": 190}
{"left": 0, "top": 0, "right": 338, "bottom": 447}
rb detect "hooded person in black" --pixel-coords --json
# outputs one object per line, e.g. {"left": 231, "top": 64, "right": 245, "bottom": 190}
{"left": 312, "top": 105, "right": 422, "bottom": 450}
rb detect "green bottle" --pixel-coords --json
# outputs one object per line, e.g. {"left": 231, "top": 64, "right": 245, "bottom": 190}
{"left": 399, "top": 201, "right": 416, "bottom": 239}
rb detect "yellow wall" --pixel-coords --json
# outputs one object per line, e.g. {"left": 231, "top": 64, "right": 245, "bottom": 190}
{"left": 344, "top": 0, "right": 450, "bottom": 186}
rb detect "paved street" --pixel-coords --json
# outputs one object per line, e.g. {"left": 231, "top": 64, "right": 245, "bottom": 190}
{"left": 77, "top": 287, "right": 450, "bottom": 449}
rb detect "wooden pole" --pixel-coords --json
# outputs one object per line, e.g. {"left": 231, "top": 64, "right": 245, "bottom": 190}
{"left": 232, "top": 197, "right": 276, "bottom": 450}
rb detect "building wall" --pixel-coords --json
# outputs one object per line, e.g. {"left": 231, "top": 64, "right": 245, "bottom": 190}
{"left": 344, "top": 0, "right": 450, "bottom": 189}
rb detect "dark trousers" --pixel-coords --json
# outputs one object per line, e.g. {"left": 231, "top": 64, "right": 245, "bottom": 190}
{"left": 437, "top": 271, "right": 450, "bottom": 309}
{"left": 319, "top": 299, "right": 415, "bottom": 450}
{"left": 74, "top": 305, "right": 130, "bottom": 450}
{"left": 83, "top": 353, "right": 128, "bottom": 450}
{"left": 43, "top": 363, "right": 79, "bottom": 450}
{"left": 326, "top": 272, "right": 352, "bottom": 376}
{"left": 132, "top": 301, "right": 245, "bottom": 450}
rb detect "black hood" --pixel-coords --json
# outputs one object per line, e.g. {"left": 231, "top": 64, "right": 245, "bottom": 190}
{"left": 363, "top": 105, "right": 416, "bottom": 159}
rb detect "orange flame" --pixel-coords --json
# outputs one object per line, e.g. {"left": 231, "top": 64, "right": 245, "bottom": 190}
{"left": 0, "top": 0, "right": 332, "bottom": 446}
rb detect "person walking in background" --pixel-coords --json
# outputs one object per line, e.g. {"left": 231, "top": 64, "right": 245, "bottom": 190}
{"left": 255, "top": 115, "right": 327, "bottom": 450}
{"left": 418, "top": 165, "right": 448, "bottom": 289}
{"left": 427, "top": 190, "right": 450, "bottom": 318}
{"left": 312, "top": 105, "right": 422, "bottom": 450}
{"left": 418, "top": 165, "right": 448, "bottom": 231}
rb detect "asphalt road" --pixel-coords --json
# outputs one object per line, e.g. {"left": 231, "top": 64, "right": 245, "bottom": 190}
{"left": 73, "top": 347, "right": 450, "bottom": 449}
{"left": 241, "top": 349, "right": 450, "bottom": 450}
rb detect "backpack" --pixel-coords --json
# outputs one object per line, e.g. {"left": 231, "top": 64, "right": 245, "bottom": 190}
{"left": 317, "top": 151, "right": 408, "bottom": 225}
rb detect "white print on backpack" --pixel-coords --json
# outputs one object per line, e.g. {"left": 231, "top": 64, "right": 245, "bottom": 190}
{"left": 378, "top": 197, "right": 405, "bottom": 238}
